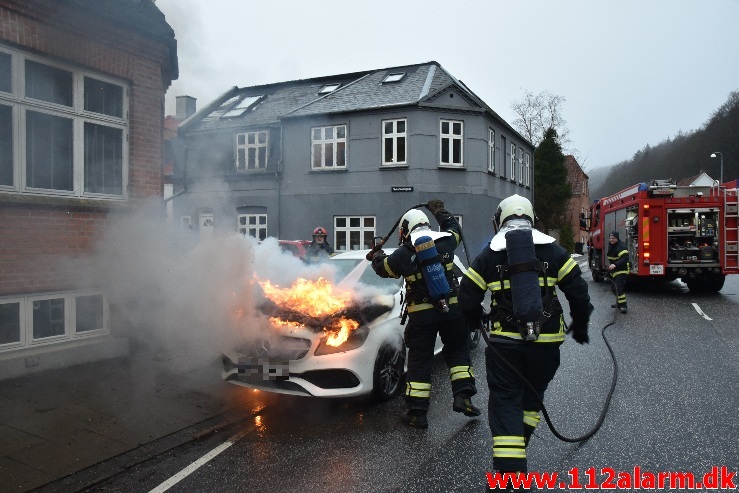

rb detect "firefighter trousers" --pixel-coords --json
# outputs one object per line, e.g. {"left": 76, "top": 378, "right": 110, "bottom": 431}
{"left": 485, "top": 341, "right": 560, "bottom": 473}
{"left": 610, "top": 274, "right": 627, "bottom": 308}
{"left": 403, "top": 304, "right": 476, "bottom": 411}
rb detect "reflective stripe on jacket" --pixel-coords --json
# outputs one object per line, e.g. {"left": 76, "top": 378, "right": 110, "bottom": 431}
{"left": 607, "top": 240, "right": 630, "bottom": 277}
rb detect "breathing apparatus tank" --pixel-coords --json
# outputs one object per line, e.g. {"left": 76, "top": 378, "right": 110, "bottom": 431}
{"left": 414, "top": 235, "right": 451, "bottom": 313}
{"left": 505, "top": 226, "right": 544, "bottom": 341}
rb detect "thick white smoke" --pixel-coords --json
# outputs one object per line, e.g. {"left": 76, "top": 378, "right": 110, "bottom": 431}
{"left": 76, "top": 201, "right": 387, "bottom": 373}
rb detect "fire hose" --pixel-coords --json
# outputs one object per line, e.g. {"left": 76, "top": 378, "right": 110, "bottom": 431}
{"left": 456, "top": 222, "right": 620, "bottom": 444}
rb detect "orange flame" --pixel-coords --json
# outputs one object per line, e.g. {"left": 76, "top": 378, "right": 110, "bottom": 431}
{"left": 259, "top": 277, "right": 360, "bottom": 346}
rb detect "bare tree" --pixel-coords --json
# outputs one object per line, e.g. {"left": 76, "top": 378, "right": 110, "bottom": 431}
{"left": 511, "top": 89, "right": 572, "bottom": 151}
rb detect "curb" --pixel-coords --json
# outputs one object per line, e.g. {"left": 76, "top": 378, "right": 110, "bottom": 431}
{"left": 29, "top": 406, "right": 261, "bottom": 493}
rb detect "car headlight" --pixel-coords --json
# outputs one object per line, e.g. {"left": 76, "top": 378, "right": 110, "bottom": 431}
{"left": 314, "top": 326, "right": 370, "bottom": 355}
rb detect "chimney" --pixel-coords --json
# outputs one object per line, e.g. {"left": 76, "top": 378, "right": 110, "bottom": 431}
{"left": 176, "top": 96, "right": 197, "bottom": 120}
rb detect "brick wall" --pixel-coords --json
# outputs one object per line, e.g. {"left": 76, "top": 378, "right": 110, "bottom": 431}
{"left": 0, "top": 204, "right": 110, "bottom": 295}
{"left": 564, "top": 156, "right": 591, "bottom": 246}
{"left": 0, "top": 0, "right": 174, "bottom": 297}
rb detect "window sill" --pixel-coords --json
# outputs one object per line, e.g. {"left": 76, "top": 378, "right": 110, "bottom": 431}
{"left": 0, "top": 192, "right": 129, "bottom": 209}
{"left": 380, "top": 164, "right": 408, "bottom": 169}
{"left": 309, "top": 167, "right": 348, "bottom": 173}
{"left": 438, "top": 164, "right": 465, "bottom": 170}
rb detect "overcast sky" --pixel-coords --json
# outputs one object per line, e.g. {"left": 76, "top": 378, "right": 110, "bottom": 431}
{"left": 156, "top": 0, "right": 738, "bottom": 171}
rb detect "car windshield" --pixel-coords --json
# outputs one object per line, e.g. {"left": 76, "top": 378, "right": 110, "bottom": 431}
{"left": 331, "top": 258, "right": 402, "bottom": 295}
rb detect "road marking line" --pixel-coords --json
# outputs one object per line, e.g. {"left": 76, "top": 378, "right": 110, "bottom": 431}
{"left": 691, "top": 303, "right": 712, "bottom": 321}
{"left": 149, "top": 427, "right": 251, "bottom": 493}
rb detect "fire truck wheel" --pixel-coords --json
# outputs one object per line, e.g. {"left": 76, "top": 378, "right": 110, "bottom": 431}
{"left": 686, "top": 275, "right": 725, "bottom": 294}
{"left": 372, "top": 342, "right": 406, "bottom": 401}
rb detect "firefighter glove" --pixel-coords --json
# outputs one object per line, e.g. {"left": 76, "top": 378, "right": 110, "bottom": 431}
{"left": 371, "top": 249, "right": 385, "bottom": 259}
{"left": 567, "top": 319, "right": 589, "bottom": 345}
{"left": 426, "top": 199, "right": 445, "bottom": 214}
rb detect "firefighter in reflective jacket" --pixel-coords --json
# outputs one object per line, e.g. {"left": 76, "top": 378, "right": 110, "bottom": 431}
{"left": 371, "top": 199, "right": 480, "bottom": 429}
{"left": 458, "top": 194, "right": 592, "bottom": 482}
{"left": 305, "top": 226, "right": 335, "bottom": 264}
{"left": 607, "top": 231, "right": 629, "bottom": 314}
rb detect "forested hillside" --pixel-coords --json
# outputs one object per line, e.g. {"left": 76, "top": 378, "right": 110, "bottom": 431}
{"left": 591, "top": 91, "right": 739, "bottom": 199}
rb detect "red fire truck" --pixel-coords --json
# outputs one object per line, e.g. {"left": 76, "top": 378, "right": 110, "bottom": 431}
{"left": 586, "top": 178, "right": 739, "bottom": 293}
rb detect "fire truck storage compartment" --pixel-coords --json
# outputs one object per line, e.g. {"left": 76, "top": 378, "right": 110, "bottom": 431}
{"left": 667, "top": 209, "right": 718, "bottom": 263}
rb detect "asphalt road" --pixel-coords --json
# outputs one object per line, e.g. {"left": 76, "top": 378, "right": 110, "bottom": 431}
{"left": 77, "top": 270, "right": 739, "bottom": 493}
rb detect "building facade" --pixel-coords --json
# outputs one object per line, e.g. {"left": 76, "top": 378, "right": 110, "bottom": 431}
{"left": 173, "top": 62, "right": 534, "bottom": 257}
{"left": 564, "top": 155, "right": 590, "bottom": 251}
{"left": 0, "top": 0, "right": 177, "bottom": 378}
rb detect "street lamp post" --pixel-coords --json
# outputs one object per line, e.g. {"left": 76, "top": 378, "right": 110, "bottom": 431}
{"left": 710, "top": 152, "right": 723, "bottom": 185}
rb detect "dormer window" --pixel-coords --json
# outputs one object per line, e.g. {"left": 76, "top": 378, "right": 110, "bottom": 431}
{"left": 382, "top": 73, "right": 405, "bottom": 83}
{"left": 222, "top": 95, "right": 262, "bottom": 118}
{"left": 318, "top": 83, "right": 341, "bottom": 94}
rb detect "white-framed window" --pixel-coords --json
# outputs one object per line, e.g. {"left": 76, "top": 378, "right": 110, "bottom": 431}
{"left": 509, "top": 143, "right": 516, "bottom": 181}
{"left": 488, "top": 129, "right": 495, "bottom": 173}
{"left": 238, "top": 213, "right": 267, "bottom": 240}
{"left": 74, "top": 293, "right": 106, "bottom": 335}
{"left": 0, "top": 291, "right": 108, "bottom": 351}
{"left": 0, "top": 46, "right": 128, "bottom": 199}
{"left": 440, "top": 119, "right": 463, "bottom": 166}
{"left": 524, "top": 152, "right": 531, "bottom": 187}
{"left": 518, "top": 147, "right": 524, "bottom": 184}
{"left": 500, "top": 135, "right": 507, "bottom": 178}
{"left": 311, "top": 125, "right": 346, "bottom": 169}
{"left": 236, "top": 130, "right": 268, "bottom": 171}
{"left": 382, "top": 118, "right": 406, "bottom": 165}
{"left": 334, "top": 216, "right": 375, "bottom": 251}
{"left": 0, "top": 297, "right": 23, "bottom": 348}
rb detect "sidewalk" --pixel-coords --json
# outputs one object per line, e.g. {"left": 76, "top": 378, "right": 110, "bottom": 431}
{"left": 0, "top": 351, "right": 246, "bottom": 492}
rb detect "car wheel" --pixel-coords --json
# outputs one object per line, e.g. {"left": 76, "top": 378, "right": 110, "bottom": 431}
{"left": 372, "top": 342, "right": 405, "bottom": 401}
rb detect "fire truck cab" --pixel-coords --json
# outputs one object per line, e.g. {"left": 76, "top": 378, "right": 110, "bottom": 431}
{"left": 586, "top": 179, "right": 739, "bottom": 293}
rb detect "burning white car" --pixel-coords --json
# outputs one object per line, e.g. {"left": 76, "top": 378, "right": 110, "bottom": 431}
{"left": 221, "top": 248, "right": 479, "bottom": 400}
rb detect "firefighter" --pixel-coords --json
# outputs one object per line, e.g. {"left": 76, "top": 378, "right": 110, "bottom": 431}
{"left": 304, "top": 226, "right": 335, "bottom": 264}
{"left": 371, "top": 199, "right": 480, "bottom": 428}
{"left": 457, "top": 194, "right": 592, "bottom": 488}
{"left": 607, "top": 231, "right": 629, "bottom": 314}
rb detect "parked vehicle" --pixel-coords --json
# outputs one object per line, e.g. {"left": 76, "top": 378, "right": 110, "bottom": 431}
{"left": 222, "top": 248, "right": 481, "bottom": 400}
{"left": 584, "top": 178, "right": 739, "bottom": 292}
{"left": 277, "top": 240, "right": 311, "bottom": 260}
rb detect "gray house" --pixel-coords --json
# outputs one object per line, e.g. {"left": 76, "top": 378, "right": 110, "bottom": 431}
{"left": 173, "top": 61, "right": 534, "bottom": 259}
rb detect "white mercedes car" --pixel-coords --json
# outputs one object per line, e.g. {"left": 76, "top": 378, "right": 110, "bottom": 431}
{"left": 221, "top": 248, "right": 481, "bottom": 400}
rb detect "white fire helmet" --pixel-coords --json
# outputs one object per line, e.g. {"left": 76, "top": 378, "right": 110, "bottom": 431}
{"left": 399, "top": 209, "right": 430, "bottom": 242}
{"left": 494, "top": 194, "right": 535, "bottom": 230}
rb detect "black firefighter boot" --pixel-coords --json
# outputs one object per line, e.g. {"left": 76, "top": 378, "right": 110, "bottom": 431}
{"left": 453, "top": 393, "right": 481, "bottom": 417}
{"left": 401, "top": 409, "right": 428, "bottom": 429}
